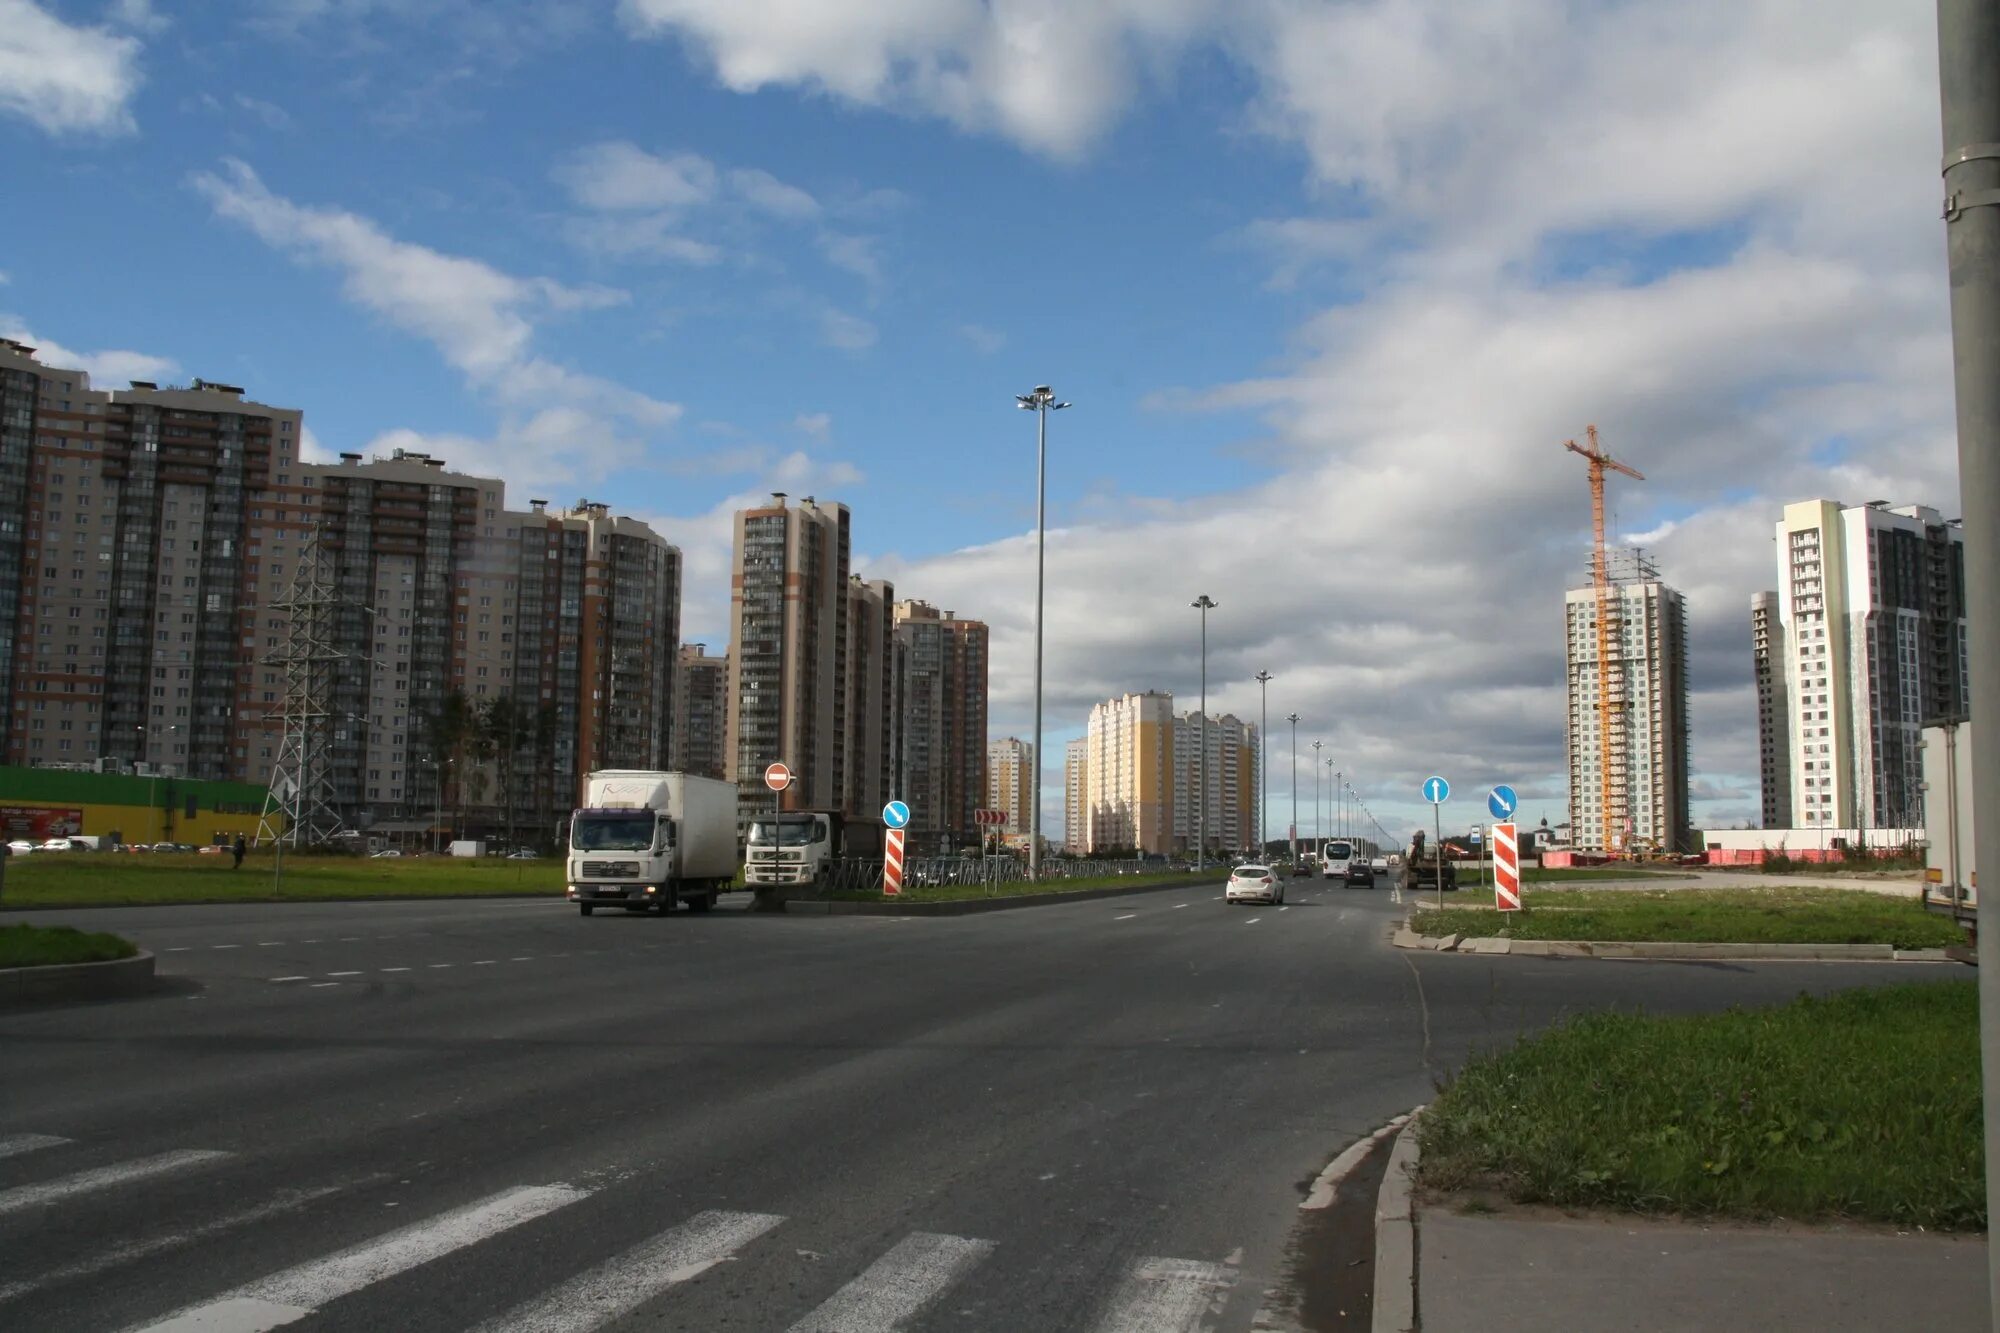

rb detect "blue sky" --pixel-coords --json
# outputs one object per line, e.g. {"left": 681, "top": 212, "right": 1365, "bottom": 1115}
{"left": 0, "top": 1, "right": 1963, "bottom": 840}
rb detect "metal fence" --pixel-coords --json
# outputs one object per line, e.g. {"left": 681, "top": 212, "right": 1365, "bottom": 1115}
{"left": 805, "top": 856, "right": 1168, "bottom": 895}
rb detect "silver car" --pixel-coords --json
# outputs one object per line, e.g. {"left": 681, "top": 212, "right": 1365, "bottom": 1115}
{"left": 1226, "top": 863, "right": 1284, "bottom": 905}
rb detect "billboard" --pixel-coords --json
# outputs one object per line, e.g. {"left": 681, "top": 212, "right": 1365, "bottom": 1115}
{"left": 0, "top": 805, "right": 85, "bottom": 839}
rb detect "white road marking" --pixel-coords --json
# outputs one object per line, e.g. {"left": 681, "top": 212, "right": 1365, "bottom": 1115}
{"left": 0, "top": 1149, "right": 230, "bottom": 1217}
{"left": 472, "top": 960, "right": 497, "bottom": 966}
{"left": 785, "top": 1232, "right": 993, "bottom": 1332}
{"left": 1279, "top": 906, "right": 1290, "bottom": 912}
{"left": 509, "top": 956, "right": 533, "bottom": 962}
{"left": 1245, "top": 918, "right": 1261, "bottom": 925}
{"left": 165, "top": 947, "right": 190, "bottom": 953}
{"left": 326, "top": 971, "right": 362, "bottom": 978}
{"left": 0, "top": 1182, "right": 353, "bottom": 1304}
{"left": 309, "top": 983, "right": 339, "bottom": 989}
{"left": 126, "top": 1183, "right": 588, "bottom": 1333}
{"left": 429, "top": 963, "right": 453, "bottom": 969}
{"left": 1092, "top": 1256, "right": 1235, "bottom": 1333}
{"left": 257, "top": 942, "right": 284, "bottom": 947}
{"left": 269, "top": 977, "right": 307, "bottom": 983}
{"left": 381, "top": 967, "right": 411, "bottom": 973}
{"left": 470, "top": 1209, "right": 784, "bottom": 1332}
{"left": 300, "top": 939, "right": 321, "bottom": 944}
{"left": 1114, "top": 914, "right": 1137, "bottom": 922}
{"left": 0, "top": 1133, "right": 69, "bottom": 1160}
{"left": 338, "top": 937, "right": 360, "bottom": 942}
{"left": 1171, "top": 903, "right": 1189, "bottom": 910}
{"left": 212, "top": 945, "right": 241, "bottom": 951}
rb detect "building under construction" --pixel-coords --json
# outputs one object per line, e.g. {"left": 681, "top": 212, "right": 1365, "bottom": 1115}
{"left": 1562, "top": 548, "right": 1692, "bottom": 855}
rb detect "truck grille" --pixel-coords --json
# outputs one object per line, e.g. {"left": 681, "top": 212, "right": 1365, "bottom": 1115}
{"left": 581, "top": 860, "right": 641, "bottom": 879}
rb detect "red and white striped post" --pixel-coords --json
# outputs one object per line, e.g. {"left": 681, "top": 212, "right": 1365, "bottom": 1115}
{"left": 1493, "top": 820, "right": 1521, "bottom": 912}
{"left": 883, "top": 827, "right": 907, "bottom": 896}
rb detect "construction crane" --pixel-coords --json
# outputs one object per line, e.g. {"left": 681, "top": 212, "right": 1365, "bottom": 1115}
{"left": 1564, "top": 426, "right": 1645, "bottom": 858}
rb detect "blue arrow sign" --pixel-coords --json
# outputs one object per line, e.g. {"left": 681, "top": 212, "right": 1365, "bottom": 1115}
{"left": 1488, "top": 784, "right": 1518, "bottom": 820}
{"left": 1422, "top": 776, "right": 1450, "bottom": 805}
{"left": 882, "top": 800, "right": 911, "bottom": 830}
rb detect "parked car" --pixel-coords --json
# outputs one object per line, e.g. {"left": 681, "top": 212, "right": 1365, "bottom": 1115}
{"left": 370, "top": 849, "right": 403, "bottom": 858}
{"left": 197, "top": 845, "right": 225, "bottom": 855}
{"left": 151, "top": 842, "right": 180, "bottom": 854}
{"left": 41, "top": 837, "right": 78, "bottom": 852}
{"left": 1225, "top": 863, "right": 1283, "bottom": 905}
{"left": 6, "top": 839, "right": 36, "bottom": 855}
{"left": 504, "top": 849, "right": 538, "bottom": 860}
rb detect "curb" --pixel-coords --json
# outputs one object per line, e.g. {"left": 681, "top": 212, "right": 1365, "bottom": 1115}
{"left": 1392, "top": 927, "right": 1957, "bottom": 963}
{"left": 3, "top": 891, "right": 559, "bottom": 913}
{"left": 782, "top": 878, "right": 1218, "bottom": 916}
{"left": 1372, "top": 1110, "right": 1423, "bottom": 1333}
{"left": 0, "top": 950, "right": 157, "bottom": 1004}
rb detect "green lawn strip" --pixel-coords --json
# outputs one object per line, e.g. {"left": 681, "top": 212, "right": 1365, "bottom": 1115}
{"left": 0, "top": 922, "right": 140, "bottom": 968}
{"left": 1410, "top": 887, "right": 1962, "bottom": 949}
{"left": 824, "top": 871, "right": 1204, "bottom": 903}
{"left": 1417, "top": 981, "right": 1983, "bottom": 1229}
{"left": 1520, "top": 866, "right": 1693, "bottom": 882}
{"left": 1, "top": 854, "right": 563, "bottom": 907}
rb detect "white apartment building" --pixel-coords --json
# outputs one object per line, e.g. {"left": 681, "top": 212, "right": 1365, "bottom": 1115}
{"left": 1172, "top": 711, "right": 1257, "bottom": 856}
{"left": 1063, "top": 737, "right": 1087, "bottom": 853}
{"left": 1563, "top": 575, "right": 1690, "bottom": 853}
{"left": 1082, "top": 691, "right": 1175, "bottom": 855}
{"left": 1767, "top": 499, "right": 1967, "bottom": 830}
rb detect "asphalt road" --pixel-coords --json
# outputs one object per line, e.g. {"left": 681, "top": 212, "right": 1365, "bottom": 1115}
{"left": 0, "top": 877, "right": 1962, "bottom": 1332}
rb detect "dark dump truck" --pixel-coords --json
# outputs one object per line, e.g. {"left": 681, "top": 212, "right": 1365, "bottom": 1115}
{"left": 1400, "top": 829, "right": 1458, "bottom": 893}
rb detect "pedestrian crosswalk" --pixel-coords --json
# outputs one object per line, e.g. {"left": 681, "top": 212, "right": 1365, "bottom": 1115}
{"left": 0, "top": 1130, "right": 1251, "bottom": 1332}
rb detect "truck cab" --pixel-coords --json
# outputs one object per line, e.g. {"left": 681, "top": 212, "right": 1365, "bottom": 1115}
{"left": 742, "top": 812, "right": 832, "bottom": 889}
{"left": 566, "top": 771, "right": 738, "bottom": 916}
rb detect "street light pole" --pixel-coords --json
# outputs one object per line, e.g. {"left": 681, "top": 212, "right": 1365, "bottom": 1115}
{"left": 1311, "top": 741, "right": 1322, "bottom": 854}
{"left": 1017, "top": 386, "right": 1069, "bottom": 882}
{"left": 1190, "top": 595, "right": 1217, "bottom": 872}
{"left": 1255, "top": 671, "right": 1272, "bottom": 858}
{"left": 1287, "top": 713, "right": 1300, "bottom": 864}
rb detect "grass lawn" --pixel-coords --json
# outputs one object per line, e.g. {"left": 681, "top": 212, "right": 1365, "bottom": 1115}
{"left": 1520, "top": 866, "right": 1693, "bottom": 882}
{"left": 1417, "top": 981, "right": 1983, "bottom": 1229}
{"left": 1411, "top": 886, "right": 1964, "bottom": 950}
{"left": 0, "top": 922, "right": 140, "bottom": 968}
{"left": 0, "top": 852, "right": 562, "bottom": 908}
{"left": 824, "top": 870, "right": 1207, "bottom": 903}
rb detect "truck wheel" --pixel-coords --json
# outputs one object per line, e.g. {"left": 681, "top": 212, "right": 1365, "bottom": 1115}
{"left": 654, "top": 893, "right": 673, "bottom": 914}
{"left": 579, "top": 903, "right": 594, "bottom": 916}
{"left": 687, "top": 892, "right": 712, "bottom": 913}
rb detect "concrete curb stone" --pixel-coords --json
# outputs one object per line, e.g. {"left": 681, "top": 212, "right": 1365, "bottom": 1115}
{"left": 1372, "top": 1110, "right": 1423, "bottom": 1333}
{"left": 0, "top": 950, "right": 157, "bottom": 1004}
{"left": 1391, "top": 921, "right": 1951, "bottom": 964}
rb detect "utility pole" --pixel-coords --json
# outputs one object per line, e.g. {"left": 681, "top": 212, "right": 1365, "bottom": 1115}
{"left": 1287, "top": 713, "right": 1300, "bottom": 864}
{"left": 1190, "top": 595, "right": 1217, "bottom": 872}
{"left": 1311, "top": 741, "right": 1322, "bottom": 854}
{"left": 1937, "top": 4, "right": 2000, "bottom": 1323}
{"left": 1255, "top": 671, "right": 1272, "bottom": 859}
{"left": 1017, "top": 387, "right": 1069, "bottom": 882}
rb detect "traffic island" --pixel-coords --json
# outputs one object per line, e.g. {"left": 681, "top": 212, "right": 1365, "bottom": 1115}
{"left": 1395, "top": 885, "right": 1967, "bottom": 960}
{"left": 1392, "top": 982, "right": 1987, "bottom": 1331}
{"left": 0, "top": 923, "right": 157, "bottom": 1003}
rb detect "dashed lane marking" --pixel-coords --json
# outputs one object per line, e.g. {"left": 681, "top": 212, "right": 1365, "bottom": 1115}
{"left": 1171, "top": 903, "right": 1189, "bottom": 910}
{"left": 211, "top": 945, "right": 241, "bottom": 951}
{"left": 1092, "top": 1257, "right": 1236, "bottom": 1333}
{"left": 785, "top": 1232, "right": 993, "bottom": 1333}
{"left": 470, "top": 1209, "right": 785, "bottom": 1333}
{"left": 125, "top": 1184, "right": 589, "bottom": 1333}
{"left": 1245, "top": 918, "right": 1262, "bottom": 925}
{"left": 429, "top": 964, "right": 453, "bottom": 969}
{"left": 1114, "top": 914, "right": 1137, "bottom": 922}
{"left": 269, "top": 977, "right": 307, "bottom": 983}
{"left": 381, "top": 967, "right": 411, "bottom": 973}
{"left": 0, "top": 1150, "right": 231, "bottom": 1217}
{"left": 0, "top": 1133, "right": 69, "bottom": 1160}
{"left": 309, "top": 983, "right": 339, "bottom": 989}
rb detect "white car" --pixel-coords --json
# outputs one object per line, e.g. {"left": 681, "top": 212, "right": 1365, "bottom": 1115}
{"left": 370, "top": 849, "right": 403, "bottom": 858}
{"left": 40, "top": 837, "right": 77, "bottom": 853}
{"left": 6, "top": 839, "right": 36, "bottom": 855}
{"left": 1226, "top": 863, "right": 1284, "bottom": 905}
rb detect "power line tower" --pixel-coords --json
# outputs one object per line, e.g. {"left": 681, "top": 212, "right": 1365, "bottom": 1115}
{"left": 1564, "top": 426, "right": 1645, "bottom": 859}
{"left": 255, "top": 522, "right": 349, "bottom": 847}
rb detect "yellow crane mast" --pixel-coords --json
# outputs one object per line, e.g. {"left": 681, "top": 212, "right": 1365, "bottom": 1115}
{"left": 1564, "top": 426, "right": 1645, "bottom": 857}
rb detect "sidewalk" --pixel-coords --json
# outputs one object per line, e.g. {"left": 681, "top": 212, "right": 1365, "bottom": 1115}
{"left": 1415, "top": 1204, "right": 1985, "bottom": 1331}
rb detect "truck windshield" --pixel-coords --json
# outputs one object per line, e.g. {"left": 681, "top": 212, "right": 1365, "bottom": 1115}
{"left": 748, "top": 820, "right": 815, "bottom": 846}
{"left": 572, "top": 813, "right": 655, "bottom": 851}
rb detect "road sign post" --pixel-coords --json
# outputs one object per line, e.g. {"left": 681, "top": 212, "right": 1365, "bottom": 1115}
{"left": 1423, "top": 776, "right": 1450, "bottom": 909}
{"left": 765, "top": 763, "right": 794, "bottom": 891}
{"left": 1494, "top": 821, "right": 1521, "bottom": 912}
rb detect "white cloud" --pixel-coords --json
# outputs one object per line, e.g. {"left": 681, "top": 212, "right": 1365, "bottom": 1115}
{"left": 955, "top": 322, "right": 1006, "bottom": 354}
{"left": 793, "top": 411, "right": 831, "bottom": 439}
{"left": 818, "top": 307, "right": 878, "bottom": 351}
{"left": 728, "top": 166, "right": 820, "bottom": 220}
{"left": 555, "top": 141, "right": 719, "bottom": 211}
{"left": 0, "top": 314, "right": 178, "bottom": 385}
{"left": 192, "top": 158, "right": 681, "bottom": 492}
{"left": 106, "top": 0, "right": 168, "bottom": 34}
{"left": 233, "top": 93, "right": 292, "bottom": 130}
{"left": 817, "top": 232, "right": 883, "bottom": 290}
{"left": 0, "top": 0, "right": 144, "bottom": 135}
{"left": 566, "top": 213, "right": 725, "bottom": 266}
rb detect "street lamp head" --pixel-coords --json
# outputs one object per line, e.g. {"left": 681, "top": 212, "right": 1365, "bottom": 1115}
{"left": 1191, "top": 594, "right": 1217, "bottom": 610}
{"left": 1287, "top": 712, "right": 1299, "bottom": 724}
{"left": 1255, "top": 670, "right": 1273, "bottom": 685}
{"left": 1312, "top": 740, "right": 1322, "bottom": 751}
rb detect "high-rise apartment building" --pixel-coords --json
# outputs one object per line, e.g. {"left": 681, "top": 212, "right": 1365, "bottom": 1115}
{"left": 986, "top": 737, "right": 1032, "bottom": 835}
{"left": 675, "top": 644, "right": 730, "bottom": 780}
{"left": 1751, "top": 590, "right": 1790, "bottom": 828}
{"left": 724, "top": 494, "right": 850, "bottom": 818}
{"left": 844, "top": 576, "right": 898, "bottom": 818}
{"left": 1173, "top": 711, "right": 1257, "bottom": 856}
{"left": 1081, "top": 690, "right": 1176, "bottom": 855}
{"left": 1, "top": 339, "right": 303, "bottom": 780}
{"left": 1563, "top": 571, "right": 1690, "bottom": 853}
{"left": 1768, "top": 499, "right": 1967, "bottom": 829}
{"left": 893, "top": 599, "right": 988, "bottom": 844}
{"left": 1063, "top": 736, "right": 1087, "bottom": 853}
{"left": 0, "top": 333, "right": 683, "bottom": 842}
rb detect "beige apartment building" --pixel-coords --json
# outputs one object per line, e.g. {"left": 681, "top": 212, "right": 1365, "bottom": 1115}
{"left": 675, "top": 644, "right": 730, "bottom": 781}
{"left": 724, "top": 494, "right": 851, "bottom": 818}
{"left": 893, "top": 599, "right": 988, "bottom": 844}
{"left": 1564, "top": 570, "right": 1690, "bottom": 853}
{"left": 985, "top": 736, "right": 1032, "bottom": 835}
{"left": 1081, "top": 690, "right": 1176, "bottom": 855}
{"left": 844, "top": 576, "right": 898, "bottom": 818}
{"left": 1063, "top": 736, "right": 1087, "bottom": 853}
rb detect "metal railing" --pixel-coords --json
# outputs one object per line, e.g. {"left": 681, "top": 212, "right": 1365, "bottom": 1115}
{"left": 793, "top": 856, "right": 1170, "bottom": 896}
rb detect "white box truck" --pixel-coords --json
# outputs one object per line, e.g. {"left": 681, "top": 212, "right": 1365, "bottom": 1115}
{"left": 568, "top": 771, "right": 739, "bottom": 916}
{"left": 1923, "top": 720, "right": 1977, "bottom": 919}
